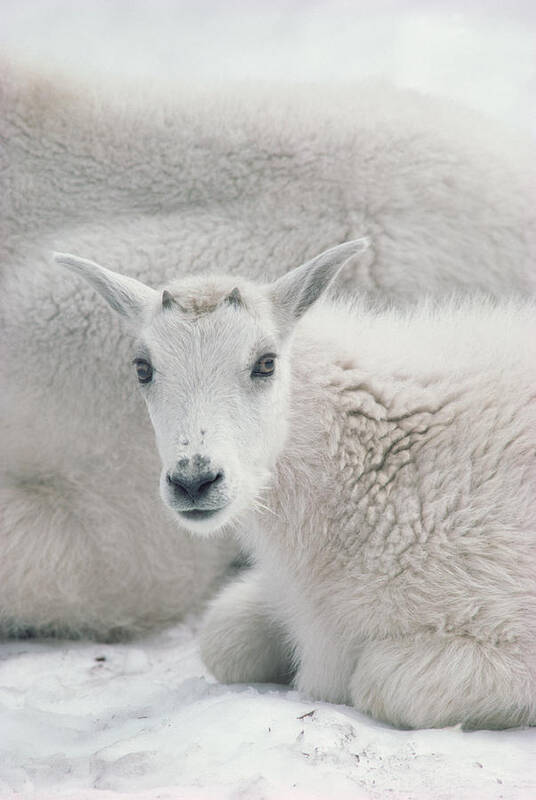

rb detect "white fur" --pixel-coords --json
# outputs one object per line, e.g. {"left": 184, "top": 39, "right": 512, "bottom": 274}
{"left": 52, "top": 240, "right": 536, "bottom": 729}
{"left": 2, "top": 56, "right": 536, "bottom": 638}
{"left": 196, "top": 291, "right": 536, "bottom": 729}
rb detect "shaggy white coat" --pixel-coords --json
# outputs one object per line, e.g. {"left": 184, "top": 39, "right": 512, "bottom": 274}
{"left": 201, "top": 296, "right": 536, "bottom": 730}
{"left": 52, "top": 241, "right": 536, "bottom": 729}
{"left": 1, "top": 57, "right": 535, "bottom": 637}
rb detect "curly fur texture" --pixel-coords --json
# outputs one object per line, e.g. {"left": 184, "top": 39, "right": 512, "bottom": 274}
{"left": 1, "top": 56, "right": 535, "bottom": 638}
{"left": 201, "top": 297, "right": 536, "bottom": 729}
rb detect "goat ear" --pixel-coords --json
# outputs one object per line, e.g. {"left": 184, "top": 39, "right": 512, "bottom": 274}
{"left": 270, "top": 238, "right": 369, "bottom": 323}
{"left": 54, "top": 252, "right": 158, "bottom": 320}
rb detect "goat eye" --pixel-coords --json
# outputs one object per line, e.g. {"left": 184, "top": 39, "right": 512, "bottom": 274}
{"left": 252, "top": 353, "right": 276, "bottom": 378}
{"left": 133, "top": 358, "right": 153, "bottom": 384}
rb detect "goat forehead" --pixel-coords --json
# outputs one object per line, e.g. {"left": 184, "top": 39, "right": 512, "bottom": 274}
{"left": 144, "top": 302, "right": 271, "bottom": 367}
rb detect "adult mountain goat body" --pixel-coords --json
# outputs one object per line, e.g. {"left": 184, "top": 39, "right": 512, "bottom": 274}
{"left": 58, "top": 240, "right": 536, "bottom": 729}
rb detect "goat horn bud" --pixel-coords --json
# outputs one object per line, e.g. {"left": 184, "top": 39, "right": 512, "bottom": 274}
{"left": 162, "top": 289, "right": 176, "bottom": 309}
{"left": 162, "top": 290, "right": 188, "bottom": 313}
{"left": 226, "top": 287, "right": 242, "bottom": 307}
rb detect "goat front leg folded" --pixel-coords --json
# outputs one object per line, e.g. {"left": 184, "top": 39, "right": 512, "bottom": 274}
{"left": 199, "top": 568, "right": 293, "bottom": 685}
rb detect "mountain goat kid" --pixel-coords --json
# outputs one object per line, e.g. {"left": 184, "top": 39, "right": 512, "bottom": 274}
{"left": 56, "top": 240, "right": 536, "bottom": 729}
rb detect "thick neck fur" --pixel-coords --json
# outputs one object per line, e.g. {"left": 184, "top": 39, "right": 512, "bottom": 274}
{"left": 242, "top": 296, "right": 536, "bottom": 585}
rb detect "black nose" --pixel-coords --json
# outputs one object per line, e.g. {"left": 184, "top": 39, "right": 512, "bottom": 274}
{"left": 166, "top": 469, "right": 224, "bottom": 503}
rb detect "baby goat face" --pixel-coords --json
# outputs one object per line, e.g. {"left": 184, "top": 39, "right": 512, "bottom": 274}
{"left": 55, "top": 238, "right": 368, "bottom": 535}
{"left": 136, "top": 278, "right": 290, "bottom": 534}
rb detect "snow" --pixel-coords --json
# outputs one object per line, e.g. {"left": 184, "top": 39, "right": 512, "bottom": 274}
{"left": 1, "top": 623, "right": 534, "bottom": 799}
{"left": 2, "top": 2, "right": 536, "bottom": 797}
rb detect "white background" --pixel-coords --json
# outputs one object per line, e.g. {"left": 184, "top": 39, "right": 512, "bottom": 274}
{"left": 2, "top": 0, "right": 536, "bottom": 134}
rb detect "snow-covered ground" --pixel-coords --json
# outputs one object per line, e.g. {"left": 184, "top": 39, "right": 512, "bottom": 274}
{"left": 2, "top": 621, "right": 534, "bottom": 799}
{"left": 2, "top": 2, "right": 536, "bottom": 798}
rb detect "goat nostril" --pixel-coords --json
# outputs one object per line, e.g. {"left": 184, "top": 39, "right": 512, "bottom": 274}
{"left": 166, "top": 472, "right": 189, "bottom": 500}
{"left": 198, "top": 471, "right": 223, "bottom": 495}
{"left": 167, "top": 470, "right": 224, "bottom": 502}
{"left": 166, "top": 473, "right": 183, "bottom": 489}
